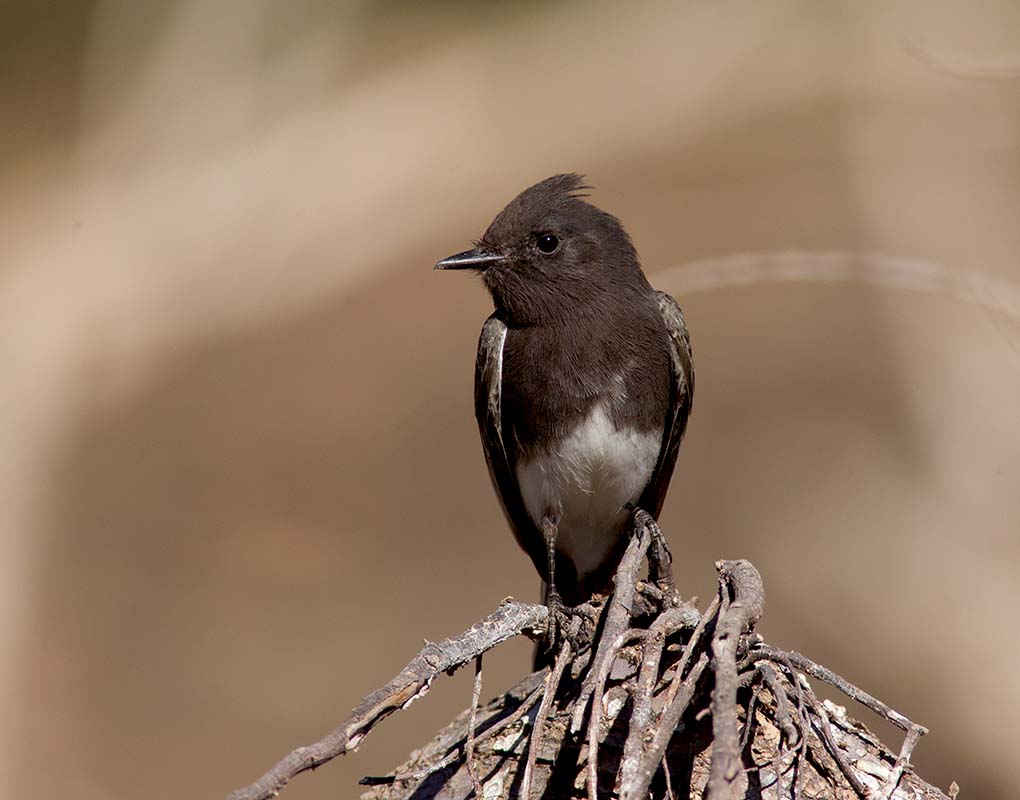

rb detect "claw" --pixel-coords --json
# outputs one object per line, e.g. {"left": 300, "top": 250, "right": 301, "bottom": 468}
{"left": 634, "top": 508, "right": 679, "bottom": 607}
{"left": 543, "top": 591, "right": 597, "bottom": 657}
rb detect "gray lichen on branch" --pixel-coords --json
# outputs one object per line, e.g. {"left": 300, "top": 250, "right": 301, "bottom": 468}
{"left": 228, "top": 521, "right": 952, "bottom": 800}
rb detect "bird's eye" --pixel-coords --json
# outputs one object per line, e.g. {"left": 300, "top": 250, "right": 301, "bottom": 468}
{"left": 536, "top": 234, "right": 559, "bottom": 253}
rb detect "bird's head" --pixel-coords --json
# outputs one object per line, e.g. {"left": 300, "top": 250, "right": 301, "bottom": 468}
{"left": 435, "top": 174, "right": 647, "bottom": 325}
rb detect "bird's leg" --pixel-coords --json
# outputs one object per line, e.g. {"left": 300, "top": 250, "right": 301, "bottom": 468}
{"left": 634, "top": 508, "right": 679, "bottom": 607}
{"left": 541, "top": 516, "right": 567, "bottom": 651}
{"left": 540, "top": 516, "right": 594, "bottom": 654}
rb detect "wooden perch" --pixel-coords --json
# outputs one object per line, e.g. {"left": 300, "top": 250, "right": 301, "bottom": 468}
{"left": 228, "top": 520, "right": 955, "bottom": 800}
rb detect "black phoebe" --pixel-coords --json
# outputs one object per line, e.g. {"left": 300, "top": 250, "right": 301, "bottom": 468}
{"left": 436, "top": 174, "right": 693, "bottom": 619}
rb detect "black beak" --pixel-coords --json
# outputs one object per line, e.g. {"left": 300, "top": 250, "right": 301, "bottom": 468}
{"left": 434, "top": 247, "right": 506, "bottom": 271}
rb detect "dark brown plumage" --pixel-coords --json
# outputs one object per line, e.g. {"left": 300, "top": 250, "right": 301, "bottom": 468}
{"left": 437, "top": 174, "right": 693, "bottom": 606}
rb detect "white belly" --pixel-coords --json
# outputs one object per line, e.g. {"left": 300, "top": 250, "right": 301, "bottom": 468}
{"left": 516, "top": 403, "right": 661, "bottom": 580}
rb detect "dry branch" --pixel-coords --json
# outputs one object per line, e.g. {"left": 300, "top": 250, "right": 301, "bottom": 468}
{"left": 704, "top": 559, "right": 766, "bottom": 800}
{"left": 229, "top": 520, "right": 955, "bottom": 800}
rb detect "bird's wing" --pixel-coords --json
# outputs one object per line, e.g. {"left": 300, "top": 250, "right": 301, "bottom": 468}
{"left": 474, "top": 314, "right": 547, "bottom": 578}
{"left": 640, "top": 291, "right": 695, "bottom": 517}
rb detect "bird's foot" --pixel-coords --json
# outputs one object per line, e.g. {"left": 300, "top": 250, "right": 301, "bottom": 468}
{"left": 633, "top": 508, "right": 680, "bottom": 608}
{"left": 543, "top": 590, "right": 597, "bottom": 657}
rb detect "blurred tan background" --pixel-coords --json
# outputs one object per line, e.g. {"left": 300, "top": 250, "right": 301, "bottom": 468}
{"left": 3, "top": 1, "right": 1019, "bottom": 798}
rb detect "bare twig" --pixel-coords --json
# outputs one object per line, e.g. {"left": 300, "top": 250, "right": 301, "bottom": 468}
{"left": 878, "top": 724, "right": 926, "bottom": 799}
{"left": 359, "top": 677, "right": 546, "bottom": 787}
{"left": 752, "top": 644, "right": 926, "bottom": 736}
{"left": 738, "top": 685, "right": 759, "bottom": 756}
{"left": 636, "top": 579, "right": 667, "bottom": 605}
{"left": 571, "top": 520, "right": 651, "bottom": 734}
{"left": 788, "top": 658, "right": 811, "bottom": 798}
{"left": 621, "top": 652, "right": 709, "bottom": 800}
{"left": 520, "top": 643, "right": 571, "bottom": 800}
{"left": 584, "top": 630, "right": 622, "bottom": 800}
{"left": 759, "top": 663, "right": 800, "bottom": 746}
{"left": 464, "top": 655, "right": 484, "bottom": 798}
{"left": 665, "top": 593, "right": 719, "bottom": 709}
{"left": 705, "top": 560, "right": 766, "bottom": 800}
{"left": 474, "top": 682, "right": 545, "bottom": 748}
{"left": 227, "top": 600, "right": 548, "bottom": 800}
{"left": 662, "top": 755, "right": 676, "bottom": 800}
{"left": 618, "top": 606, "right": 695, "bottom": 786}
{"left": 805, "top": 682, "right": 869, "bottom": 798}
{"left": 615, "top": 590, "right": 720, "bottom": 798}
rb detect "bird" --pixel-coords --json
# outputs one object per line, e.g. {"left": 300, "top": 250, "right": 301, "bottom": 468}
{"left": 435, "top": 174, "right": 693, "bottom": 632}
